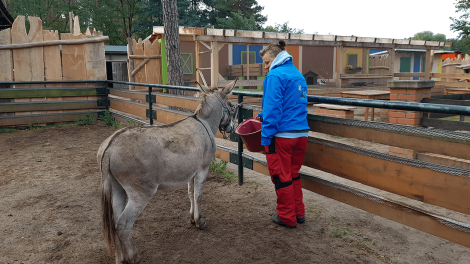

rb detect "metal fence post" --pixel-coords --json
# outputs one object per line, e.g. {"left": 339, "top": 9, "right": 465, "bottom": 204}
{"left": 149, "top": 86, "right": 153, "bottom": 126}
{"left": 238, "top": 94, "right": 244, "bottom": 185}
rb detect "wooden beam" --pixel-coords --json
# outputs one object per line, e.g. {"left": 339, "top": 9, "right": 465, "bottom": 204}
{"left": 394, "top": 72, "right": 426, "bottom": 77}
{"left": 335, "top": 46, "right": 343, "bottom": 88}
{"left": 0, "top": 111, "right": 99, "bottom": 126}
{"left": 199, "top": 41, "right": 211, "bottom": 51}
{"left": 425, "top": 49, "right": 433, "bottom": 80}
{"left": 131, "top": 59, "right": 150, "bottom": 77}
{"left": 128, "top": 55, "right": 161, "bottom": 59}
{"left": 0, "top": 87, "right": 105, "bottom": 98}
{"left": 304, "top": 138, "right": 470, "bottom": 215}
{"left": 246, "top": 44, "right": 250, "bottom": 80}
{"left": 109, "top": 89, "right": 201, "bottom": 111}
{"left": 0, "top": 100, "right": 105, "bottom": 113}
{"left": 389, "top": 48, "right": 395, "bottom": 75}
{"left": 213, "top": 146, "right": 470, "bottom": 249}
{"left": 432, "top": 73, "right": 470, "bottom": 79}
{"left": 436, "top": 81, "right": 470, "bottom": 88}
{"left": 211, "top": 41, "right": 219, "bottom": 87}
{"left": 195, "top": 41, "right": 201, "bottom": 89}
{"left": 421, "top": 117, "right": 470, "bottom": 131}
{"left": 308, "top": 117, "right": 470, "bottom": 161}
{"left": 218, "top": 43, "right": 226, "bottom": 53}
{"left": 192, "top": 35, "right": 444, "bottom": 50}
{"left": 0, "top": 36, "right": 109, "bottom": 50}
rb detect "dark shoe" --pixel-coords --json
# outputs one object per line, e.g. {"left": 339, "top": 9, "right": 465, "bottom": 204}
{"left": 297, "top": 217, "right": 305, "bottom": 224}
{"left": 271, "top": 214, "right": 296, "bottom": 229}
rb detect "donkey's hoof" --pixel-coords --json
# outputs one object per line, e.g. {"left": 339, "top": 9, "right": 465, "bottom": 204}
{"left": 197, "top": 218, "right": 207, "bottom": 229}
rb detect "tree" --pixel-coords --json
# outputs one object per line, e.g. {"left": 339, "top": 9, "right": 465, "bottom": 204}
{"left": 161, "top": 0, "right": 184, "bottom": 93}
{"left": 212, "top": 0, "right": 266, "bottom": 29}
{"left": 409, "top": 31, "right": 446, "bottom": 42}
{"left": 5, "top": 0, "right": 80, "bottom": 33}
{"left": 450, "top": 0, "right": 470, "bottom": 38}
{"left": 264, "top": 22, "right": 304, "bottom": 34}
{"left": 216, "top": 10, "right": 258, "bottom": 30}
{"left": 135, "top": 0, "right": 215, "bottom": 35}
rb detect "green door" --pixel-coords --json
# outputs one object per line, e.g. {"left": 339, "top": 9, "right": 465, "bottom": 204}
{"left": 400, "top": 57, "right": 411, "bottom": 72}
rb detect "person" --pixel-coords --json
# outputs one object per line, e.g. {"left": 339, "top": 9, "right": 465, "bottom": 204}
{"left": 256, "top": 40, "right": 310, "bottom": 228}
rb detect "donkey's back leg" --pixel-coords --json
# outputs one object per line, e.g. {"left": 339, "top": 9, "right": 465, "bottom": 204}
{"left": 193, "top": 169, "right": 209, "bottom": 229}
{"left": 109, "top": 173, "right": 127, "bottom": 263}
{"left": 116, "top": 184, "right": 158, "bottom": 264}
{"left": 188, "top": 177, "right": 195, "bottom": 224}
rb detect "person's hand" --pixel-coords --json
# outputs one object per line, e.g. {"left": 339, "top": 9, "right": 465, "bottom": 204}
{"left": 255, "top": 116, "right": 261, "bottom": 121}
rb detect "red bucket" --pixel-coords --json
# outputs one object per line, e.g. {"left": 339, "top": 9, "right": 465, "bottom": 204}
{"left": 235, "top": 118, "right": 264, "bottom": 152}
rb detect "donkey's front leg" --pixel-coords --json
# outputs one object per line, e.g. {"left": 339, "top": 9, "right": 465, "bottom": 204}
{"left": 193, "top": 170, "right": 209, "bottom": 229}
{"left": 188, "top": 177, "right": 195, "bottom": 224}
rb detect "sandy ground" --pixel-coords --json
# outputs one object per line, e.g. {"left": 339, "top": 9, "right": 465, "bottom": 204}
{"left": 1, "top": 123, "right": 469, "bottom": 264}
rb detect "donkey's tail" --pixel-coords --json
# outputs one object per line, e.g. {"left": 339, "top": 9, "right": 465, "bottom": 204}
{"left": 100, "top": 156, "right": 117, "bottom": 256}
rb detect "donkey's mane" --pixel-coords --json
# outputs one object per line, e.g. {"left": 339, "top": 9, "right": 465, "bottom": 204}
{"left": 194, "top": 88, "right": 225, "bottom": 118}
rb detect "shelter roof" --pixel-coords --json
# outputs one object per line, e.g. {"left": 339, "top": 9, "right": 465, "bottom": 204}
{"left": 153, "top": 26, "right": 452, "bottom": 50}
{"left": 105, "top": 45, "right": 127, "bottom": 55}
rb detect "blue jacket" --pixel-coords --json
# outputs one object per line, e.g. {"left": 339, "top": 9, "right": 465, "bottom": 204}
{"left": 258, "top": 51, "right": 310, "bottom": 146}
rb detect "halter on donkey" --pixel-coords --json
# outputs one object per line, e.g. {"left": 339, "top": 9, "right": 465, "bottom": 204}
{"left": 98, "top": 80, "right": 238, "bottom": 264}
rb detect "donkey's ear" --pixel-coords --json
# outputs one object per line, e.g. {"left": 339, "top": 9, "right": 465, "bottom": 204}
{"left": 195, "top": 81, "right": 209, "bottom": 94}
{"left": 222, "top": 79, "right": 237, "bottom": 95}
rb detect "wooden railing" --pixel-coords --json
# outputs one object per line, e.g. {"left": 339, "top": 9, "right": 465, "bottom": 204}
{"left": 227, "top": 63, "right": 266, "bottom": 78}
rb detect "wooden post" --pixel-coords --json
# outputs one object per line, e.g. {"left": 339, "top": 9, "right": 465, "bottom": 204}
{"left": 425, "top": 49, "right": 434, "bottom": 80}
{"left": 69, "top": 12, "right": 73, "bottom": 34}
{"left": 195, "top": 41, "right": 200, "bottom": 84}
{"left": 246, "top": 45, "right": 250, "bottom": 81}
{"left": 389, "top": 48, "right": 395, "bottom": 76}
{"left": 362, "top": 48, "right": 367, "bottom": 74}
{"left": 127, "top": 37, "right": 135, "bottom": 90}
{"left": 211, "top": 41, "right": 219, "bottom": 87}
{"left": 335, "top": 46, "right": 343, "bottom": 88}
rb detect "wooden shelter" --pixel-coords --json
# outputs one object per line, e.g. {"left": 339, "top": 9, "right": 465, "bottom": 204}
{"left": 153, "top": 27, "right": 451, "bottom": 88}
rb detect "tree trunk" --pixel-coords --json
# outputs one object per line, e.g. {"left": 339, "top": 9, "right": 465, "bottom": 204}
{"left": 161, "top": 0, "right": 184, "bottom": 95}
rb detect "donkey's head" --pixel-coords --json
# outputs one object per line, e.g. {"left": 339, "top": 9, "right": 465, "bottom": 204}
{"left": 195, "top": 80, "right": 238, "bottom": 137}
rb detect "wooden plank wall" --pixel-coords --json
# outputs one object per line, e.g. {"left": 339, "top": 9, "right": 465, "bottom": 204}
{"left": 0, "top": 15, "right": 107, "bottom": 116}
{"left": 127, "top": 38, "right": 163, "bottom": 90}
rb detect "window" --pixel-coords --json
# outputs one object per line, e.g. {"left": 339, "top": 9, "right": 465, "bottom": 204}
{"left": 347, "top": 54, "right": 358, "bottom": 68}
{"left": 241, "top": 51, "right": 256, "bottom": 64}
{"left": 181, "top": 53, "right": 193, "bottom": 74}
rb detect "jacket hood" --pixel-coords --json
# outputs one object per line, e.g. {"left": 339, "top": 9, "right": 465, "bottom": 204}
{"left": 269, "top": 51, "right": 292, "bottom": 72}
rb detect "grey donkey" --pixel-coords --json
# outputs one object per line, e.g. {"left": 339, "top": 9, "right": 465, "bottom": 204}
{"left": 98, "top": 80, "right": 238, "bottom": 264}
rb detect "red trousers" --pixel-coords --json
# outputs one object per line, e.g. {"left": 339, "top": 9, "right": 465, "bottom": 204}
{"left": 265, "top": 137, "right": 307, "bottom": 227}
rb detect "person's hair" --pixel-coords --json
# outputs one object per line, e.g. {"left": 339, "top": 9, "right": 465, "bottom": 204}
{"left": 260, "top": 40, "right": 286, "bottom": 58}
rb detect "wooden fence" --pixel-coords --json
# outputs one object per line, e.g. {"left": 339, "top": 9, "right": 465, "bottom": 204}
{"left": 128, "top": 38, "right": 163, "bottom": 90}
{"left": 368, "top": 53, "right": 391, "bottom": 75}
{"left": 0, "top": 15, "right": 108, "bottom": 116}
{"left": 105, "top": 84, "right": 470, "bottom": 249}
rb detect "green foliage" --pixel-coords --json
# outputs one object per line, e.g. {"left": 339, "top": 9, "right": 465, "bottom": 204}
{"left": 100, "top": 110, "right": 120, "bottom": 128}
{"left": 75, "top": 114, "right": 96, "bottom": 126}
{"left": 410, "top": 31, "right": 446, "bottom": 42}
{"left": 212, "top": 0, "right": 266, "bottom": 29}
{"left": 209, "top": 158, "right": 238, "bottom": 184}
{"left": 264, "top": 22, "right": 305, "bottom": 34}
{"left": 450, "top": 0, "right": 470, "bottom": 39}
{"left": 0, "top": 128, "right": 18, "bottom": 134}
{"left": 332, "top": 228, "right": 353, "bottom": 238}
{"left": 216, "top": 10, "right": 259, "bottom": 31}
{"left": 5, "top": 0, "right": 79, "bottom": 33}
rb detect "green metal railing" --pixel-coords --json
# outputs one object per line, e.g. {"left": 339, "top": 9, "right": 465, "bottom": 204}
{"left": 2, "top": 80, "right": 470, "bottom": 185}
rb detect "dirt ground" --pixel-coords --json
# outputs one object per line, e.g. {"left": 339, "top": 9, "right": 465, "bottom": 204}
{"left": 1, "top": 123, "right": 470, "bottom": 264}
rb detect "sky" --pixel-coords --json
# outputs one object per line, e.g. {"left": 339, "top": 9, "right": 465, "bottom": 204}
{"left": 256, "top": 0, "right": 461, "bottom": 40}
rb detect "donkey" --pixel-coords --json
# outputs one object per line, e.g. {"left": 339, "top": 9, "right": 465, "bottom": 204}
{"left": 97, "top": 80, "right": 238, "bottom": 264}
